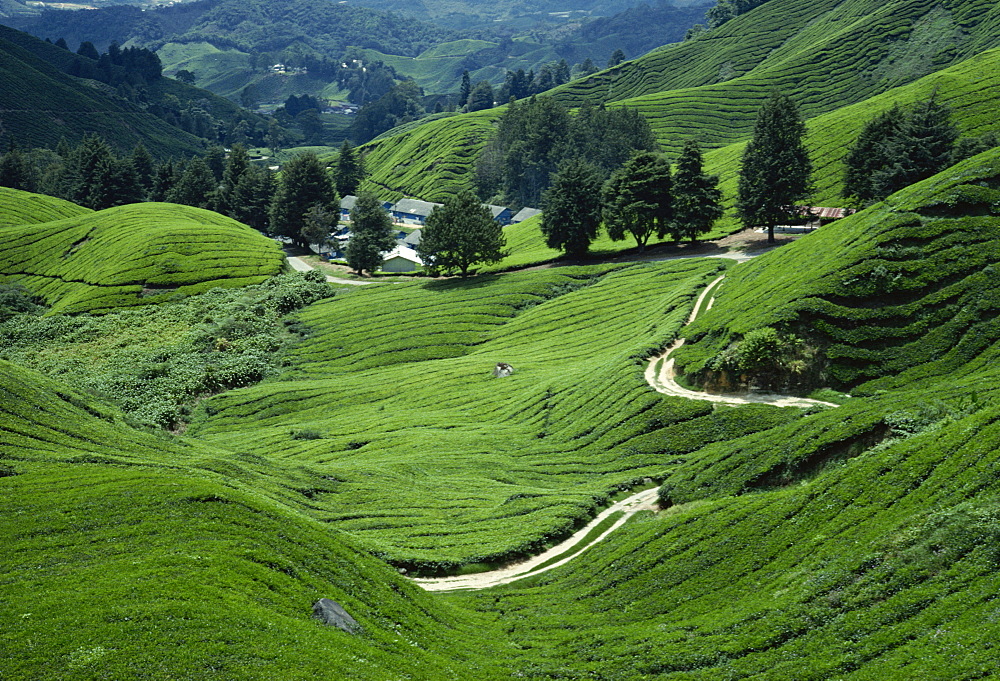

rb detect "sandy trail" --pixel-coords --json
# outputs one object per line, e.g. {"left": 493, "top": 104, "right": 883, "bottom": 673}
{"left": 407, "top": 256, "right": 837, "bottom": 592}
{"left": 645, "top": 274, "right": 839, "bottom": 408}
{"left": 412, "top": 488, "right": 660, "bottom": 592}
{"left": 286, "top": 256, "right": 374, "bottom": 285}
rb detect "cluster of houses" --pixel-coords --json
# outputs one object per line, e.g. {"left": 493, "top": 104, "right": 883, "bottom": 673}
{"left": 320, "top": 196, "right": 540, "bottom": 272}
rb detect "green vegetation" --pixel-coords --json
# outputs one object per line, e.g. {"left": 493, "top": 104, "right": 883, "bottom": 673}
{"left": 417, "top": 190, "right": 507, "bottom": 275}
{"left": 0, "top": 199, "right": 284, "bottom": 314}
{"left": 0, "top": 187, "right": 90, "bottom": 226}
{"left": 0, "top": 271, "right": 331, "bottom": 428}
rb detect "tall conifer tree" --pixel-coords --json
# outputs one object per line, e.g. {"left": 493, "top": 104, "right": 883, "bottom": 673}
{"left": 736, "top": 92, "right": 812, "bottom": 243}
{"left": 671, "top": 139, "right": 723, "bottom": 243}
{"left": 541, "top": 158, "right": 603, "bottom": 257}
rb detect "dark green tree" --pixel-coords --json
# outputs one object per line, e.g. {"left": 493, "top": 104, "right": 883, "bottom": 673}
{"left": 335, "top": 141, "right": 365, "bottom": 197}
{"left": 0, "top": 148, "right": 36, "bottom": 192}
{"left": 204, "top": 145, "right": 226, "bottom": 183}
{"left": 459, "top": 70, "right": 472, "bottom": 108}
{"left": 175, "top": 69, "right": 196, "bottom": 85}
{"left": 602, "top": 151, "right": 672, "bottom": 251}
{"left": 467, "top": 81, "right": 495, "bottom": 112}
{"left": 128, "top": 143, "right": 155, "bottom": 194}
{"left": 417, "top": 190, "right": 507, "bottom": 276}
{"left": 300, "top": 204, "right": 338, "bottom": 256}
{"left": 736, "top": 92, "right": 812, "bottom": 243}
{"left": 230, "top": 165, "right": 276, "bottom": 232}
{"left": 270, "top": 152, "right": 338, "bottom": 244}
{"left": 540, "top": 158, "right": 603, "bottom": 257}
{"left": 88, "top": 156, "right": 143, "bottom": 209}
{"left": 219, "top": 144, "right": 251, "bottom": 215}
{"left": 607, "top": 49, "right": 626, "bottom": 68}
{"left": 577, "top": 58, "right": 598, "bottom": 77}
{"left": 842, "top": 104, "right": 905, "bottom": 204}
{"left": 149, "top": 160, "right": 178, "bottom": 202}
{"left": 167, "top": 158, "right": 217, "bottom": 209}
{"left": 869, "top": 98, "right": 958, "bottom": 200}
{"left": 671, "top": 139, "right": 724, "bottom": 243}
{"left": 76, "top": 41, "right": 99, "bottom": 61}
{"left": 346, "top": 191, "right": 395, "bottom": 275}
{"left": 63, "top": 134, "right": 115, "bottom": 207}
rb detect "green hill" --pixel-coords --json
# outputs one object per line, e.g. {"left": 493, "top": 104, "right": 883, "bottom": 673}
{"left": 0, "top": 187, "right": 91, "bottom": 227}
{"left": 0, "top": 26, "right": 209, "bottom": 156}
{"left": 0, "top": 199, "right": 284, "bottom": 314}
{"left": 357, "top": 0, "right": 1000, "bottom": 206}
{"left": 0, "top": 359, "right": 509, "bottom": 680}
{"left": 674, "top": 146, "right": 1000, "bottom": 393}
{"left": 6, "top": 150, "right": 1000, "bottom": 677}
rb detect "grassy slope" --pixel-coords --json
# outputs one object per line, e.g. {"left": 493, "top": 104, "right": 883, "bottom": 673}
{"left": 701, "top": 44, "right": 1000, "bottom": 213}
{"left": 188, "top": 259, "right": 811, "bottom": 569}
{"left": 7, "top": 152, "right": 1000, "bottom": 677}
{"left": 674, "top": 146, "right": 1000, "bottom": 391}
{"left": 0, "top": 200, "right": 285, "bottom": 314}
{"left": 0, "top": 26, "right": 207, "bottom": 156}
{"left": 0, "top": 187, "right": 91, "bottom": 227}
{"left": 433, "top": 145, "right": 1000, "bottom": 681}
{"left": 359, "top": 108, "right": 502, "bottom": 202}
{"left": 0, "top": 360, "right": 508, "bottom": 680}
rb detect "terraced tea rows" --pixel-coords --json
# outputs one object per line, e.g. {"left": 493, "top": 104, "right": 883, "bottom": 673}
{"left": 674, "top": 146, "right": 1000, "bottom": 393}
{"left": 192, "top": 259, "right": 808, "bottom": 570}
{"left": 0, "top": 202, "right": 285, "bottom": 314}
{"left": 0, "top": 187, "right": 91, "bottom": 227}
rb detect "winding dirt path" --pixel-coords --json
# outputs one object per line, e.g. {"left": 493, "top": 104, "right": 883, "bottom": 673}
{"left": 286, "top": 256, "right": 374, "bottom": 285}
{"left": 645, "top": 275, "right": 839, "bottom": 408}
{"left": 409, "top": 259, "right": 838, "bottom": 592}
{"left": 412, "top": 488, "right": 659, "bottom": 592}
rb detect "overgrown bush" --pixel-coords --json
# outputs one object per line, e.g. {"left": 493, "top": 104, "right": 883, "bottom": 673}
{"left": 0, "top": 272, "right": 333, "bottom": 429}
{"left": 704, "top": 326, "right": 821, "bottom": 392}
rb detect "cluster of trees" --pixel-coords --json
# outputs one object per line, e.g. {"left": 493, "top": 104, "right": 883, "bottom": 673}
{"left": 0, "top": 137, "right": 366, "bottom": 245}
{"left": 349, "top": 81, "right": 425, "bottom": 144}
{"left": 62, "top": 40, "right": 163, "bottom": 86}
{"left": 842, "top": 99, "right": 996, "bottom": 205}
{"left": 475, "top": 97, "right": 657, "bottom": 209}
{"left": 541, "top": 141, "right": 723, "bottom": 256}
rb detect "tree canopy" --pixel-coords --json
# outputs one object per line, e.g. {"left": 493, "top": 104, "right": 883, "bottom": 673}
{"left": 671, "top": 139, "right": 724, "bottom": 243}
{"left": 736, "top": 91, "right": 812, "bottom": 243}
{"left": 541, "top": 158, "right": 603, "bottom": 257}
{"left": 602, "top": 151, "right": 672, "bottom": 251}
{"left": 269, "top": 152, "right": 338, "bottom": 244}
{"left": 417, "top": 190, "right": 507, "bottom": 276}
{"left": 346, "top": 191, "right": 395, "bottom": 275}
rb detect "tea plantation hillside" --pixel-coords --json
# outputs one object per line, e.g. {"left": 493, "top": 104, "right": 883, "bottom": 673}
{"left": 0, "top": 361, "right": 510, "bottom": 680}
{"left": 550, "top": 0, "right": 1000, "bottom": 153}
{"left": 673, "top": 146, "right": 1000, "bottom": 394}
{"left": 359, "top": 0, "right": 1000, "bottom": 204}
{"left": 424, "top": 146, "right": 1000, "bottom": 680}
{"left": 700, "top": 45, "right": 1000, "bottom": 206}
{"left": 191, "top": 259, "right": 811, "bottom": 571}
{"left": 0, "top": 200, "right": 284, "bottom": 314}
{"left": 0, "top": 187, "right": 90, "bottom": 226}
{"left": 0, "top": 27, "right": 207, "bottom": 156}
{"left": 8, "top": 151, "right": 1000, "bottom": 676}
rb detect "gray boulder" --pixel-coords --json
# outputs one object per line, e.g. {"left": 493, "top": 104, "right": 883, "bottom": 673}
{"left": 313, "top": 599, "right": 361, "bottom": 634}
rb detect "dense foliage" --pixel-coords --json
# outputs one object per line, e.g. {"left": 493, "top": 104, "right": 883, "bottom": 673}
{"left": 475, "top": 97, "right": 657, "bottom": 208}
{"left": 0, "top": 271, "right": 332, "bottom": 429}
{"left": 345, "top": 191, "right": 396, "bottom": 275}
{"left": 417, "top": 190, "right": 507, "bottom": 275}
{"left": 736, "top": 91, "right": 812, "bottom": 242}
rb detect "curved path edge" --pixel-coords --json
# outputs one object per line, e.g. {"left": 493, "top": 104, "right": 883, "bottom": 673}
{"left": 412, "top": 488, "right": 659, "bottom": 592}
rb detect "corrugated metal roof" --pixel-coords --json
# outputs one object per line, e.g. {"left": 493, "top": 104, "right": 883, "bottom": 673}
{"left": 512, "top": 207, "right": 541, "bottom": 223}
{"left": 393, "top": 198, "right": 441, "bottom": 216}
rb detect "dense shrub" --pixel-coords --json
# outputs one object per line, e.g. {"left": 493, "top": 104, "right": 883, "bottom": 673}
{"left": 0, "top": 272, "right": 332, "bottom": 429}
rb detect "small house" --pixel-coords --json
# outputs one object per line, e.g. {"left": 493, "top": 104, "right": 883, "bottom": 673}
{"left": 402, "top": 229, "right": 422, "bottom": 248}
{"left": 485, "top": 204, "right": 513, "bottom": 225}
{"left": 511, "top": 207, "right": 541, "bottom": 224}
{"left": 340, "top": 195, "right": 358, "bottom": 221}
{"left": 391, "top": 198, "right": 442, "bottom": 225}
{"left": 382, "top": 245, "right": 423, "bottom": 273}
